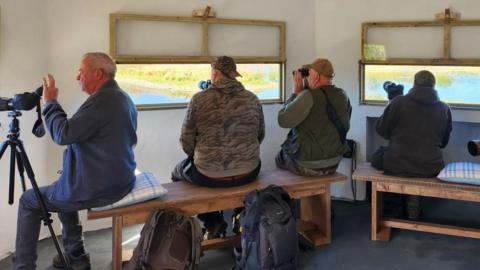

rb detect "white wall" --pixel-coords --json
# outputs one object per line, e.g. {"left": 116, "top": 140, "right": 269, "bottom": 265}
{"left": 315, "top": 0, "right": 480, "bottom": 199}
{"left": 2, "top": 0, "right": 480, "bottom": 259}
{"left": 0, "top": 0, "right": 317, "bottom": 258}
{"left": 0, "top": 0, "right": 49, "bottom": 258}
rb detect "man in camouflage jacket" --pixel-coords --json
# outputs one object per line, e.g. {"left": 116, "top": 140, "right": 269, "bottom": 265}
{"left": 172, "top": 56, "right": 265, "bottom": 238}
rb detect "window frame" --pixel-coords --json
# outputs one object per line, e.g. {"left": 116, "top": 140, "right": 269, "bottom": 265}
{"left": 110, "top": 13, "right": 286, "bottom": 110}
{"left": 360, "top": 17, "right": 480, "bottom": 109}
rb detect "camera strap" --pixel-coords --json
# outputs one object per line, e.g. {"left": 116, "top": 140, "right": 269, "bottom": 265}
{"left": 32, "top": 100, "right": 45, "bottom": 138}
{"left": 320, "top": 88, "right": 347, "bottom": 145}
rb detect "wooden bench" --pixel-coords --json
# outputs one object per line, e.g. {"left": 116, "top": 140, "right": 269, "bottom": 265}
{"left": 87, "top": 169, "right": 347, "bottom": 270}
{"left": 352, "top": 163, "right": 480, "bottom": 241}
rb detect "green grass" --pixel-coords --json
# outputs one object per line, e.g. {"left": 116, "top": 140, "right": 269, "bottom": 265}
{"left": 116, "top": 64, "right": 279, "bottom": 94}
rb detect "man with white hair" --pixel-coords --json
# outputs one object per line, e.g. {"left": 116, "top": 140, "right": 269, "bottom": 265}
{"left": 13, "top": 52, "right": 137, "bottom": 270}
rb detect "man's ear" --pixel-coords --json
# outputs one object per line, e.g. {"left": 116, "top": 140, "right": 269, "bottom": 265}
{"left": 94, "top": 69, "right": 104, "bottom": 79}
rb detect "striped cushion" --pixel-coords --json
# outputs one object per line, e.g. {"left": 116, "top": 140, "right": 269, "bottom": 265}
{"left": 437, "top": 162, "right": 480, "bottom": 186}
{"left": 91, "top": 171, "right": 167, "bottom": 211}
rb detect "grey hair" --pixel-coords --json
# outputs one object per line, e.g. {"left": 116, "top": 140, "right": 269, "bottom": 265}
{"left": 82, "top": 52, "right": 117, "bottom": 78}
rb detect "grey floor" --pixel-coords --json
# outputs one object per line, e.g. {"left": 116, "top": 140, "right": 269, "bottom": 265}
{"left": 1, "top": 199, "right": 480, "bottom": 270}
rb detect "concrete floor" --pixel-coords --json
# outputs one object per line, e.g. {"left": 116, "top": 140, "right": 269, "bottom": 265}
{"left": 1, "top": 199, "right": 480, "bottom": 269}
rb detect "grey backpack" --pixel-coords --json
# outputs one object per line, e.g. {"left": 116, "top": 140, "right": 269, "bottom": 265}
{"left": 235, "top": 185, "right": 298, "bottom": 270}
{"left": 124, "top": 209, "right": 203, "bottom": 270}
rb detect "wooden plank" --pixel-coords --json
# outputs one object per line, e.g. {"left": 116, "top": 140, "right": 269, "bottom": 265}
{"left": 299, "top": 186, "right": 331, "bottom": 245}
{"left": 114, "top": 56, "right": 285, "bottom": 64}
{"left": 88, "top": 170, "right": 346, "bottom": 220}
{"left": 376, "top": 182, "right": 480, "bottom": 202}
{"left": 202, "top": 235, "right": 241, "bottom": 250}
{"left": 109, "top": 13, "right": 286, "bottom": 64}
{"left": 352, "top": 163, "right": 480, "bottom": 194}
{"left": 117, "top": 183, "right": 327, "bottom": 226}
{"left": 382, "top": 218, "right": 480, "bottom": 239}
{"left": 361, "top": 58, "right": 480, "bottom": 66}
{"left": 297, "top": 220, "right": 329, "bottom": 246}
{"left": 112, "top": 216, "right": 123, "bottom": 270}
{"left": 371, "top": 184, "right": 391, "bottom": 241}
{"left": 109, "top": 14, "right": 117, "bottom": 59}
{"left": 443, "top": 24, "right": 451, "bottom": 59}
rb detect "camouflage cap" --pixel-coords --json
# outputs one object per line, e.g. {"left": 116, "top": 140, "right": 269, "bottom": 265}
{"left": 414, "top": 70, "right": 436, "bottom": 87}
{"left": 212, "top": 56, "right": 242, "bottom": 78}
{"left": 303, "top": 58, "right": 335, "bottom": 78}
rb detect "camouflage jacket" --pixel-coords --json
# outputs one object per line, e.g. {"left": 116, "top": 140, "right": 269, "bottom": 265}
{"left": 180, "top": 78, "right": 265, "bottom": 177}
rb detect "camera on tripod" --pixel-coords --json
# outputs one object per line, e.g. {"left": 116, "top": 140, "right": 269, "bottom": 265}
{"left": 292, "top": 68, "right": 309, "bottom": 78}
{"left": 0, "top": 85, "right": 70, "bottom": 267}
{"left": 0, "top": 86, "right": 45, "bottom": 138}
{"left": 383, "top": 81, "right": 404, "bottom": 100}
{"left": 0, "top": 86, "right": 43, "bottom": 112}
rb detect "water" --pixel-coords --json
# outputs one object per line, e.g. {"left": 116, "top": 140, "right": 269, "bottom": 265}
{"left": 130, "top": 88, "right": 279, "bottom": 106}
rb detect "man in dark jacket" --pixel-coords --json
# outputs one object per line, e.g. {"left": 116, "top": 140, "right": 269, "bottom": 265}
{"left": 276, "top": 58, "right": 351, "bottom": 176}
{"left": 371, "top": 70, "right": 452, "bottom": 219}
{"left": 13, "top": 52, "right": 137, "bottom": 270}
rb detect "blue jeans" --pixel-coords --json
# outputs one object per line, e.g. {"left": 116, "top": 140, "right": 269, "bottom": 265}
{"left": 13, "top": 183, "right": 124, "bottom": 270}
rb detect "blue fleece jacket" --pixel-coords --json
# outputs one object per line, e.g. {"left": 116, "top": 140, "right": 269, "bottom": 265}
{"left": 42, "top": 79, "right": 137, "bottom": 201}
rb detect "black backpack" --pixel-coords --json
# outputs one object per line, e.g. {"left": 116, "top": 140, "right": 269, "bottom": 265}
{"left": 124, "top": 209, "right": 203, "bottom": 270}
{"left": 235, "top": 185, "right": 298, "bottom": 270}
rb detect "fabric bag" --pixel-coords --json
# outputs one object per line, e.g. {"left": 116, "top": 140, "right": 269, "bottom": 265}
{"left": 235, "top": 185, "right": 298, "bottom": 270}
{"left": 124, "top": 209, "right": 203, "bottom": 270}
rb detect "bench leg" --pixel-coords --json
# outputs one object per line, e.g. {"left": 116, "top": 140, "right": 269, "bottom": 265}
{"left": 112, "top": 216, "right": 123, "bottom": 270}
{"left": 371, "top": 183, "right": 391, "bottom": 241}
{"left": 298, "top": 184, "right": 331, "bottom": 246}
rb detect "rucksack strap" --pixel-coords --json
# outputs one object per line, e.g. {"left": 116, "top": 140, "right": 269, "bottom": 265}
{"left": 135, "top": 210, "right": 165, "bottom": 269}
{"left": 188, "top": 217, "right": 203, "bottom": 270}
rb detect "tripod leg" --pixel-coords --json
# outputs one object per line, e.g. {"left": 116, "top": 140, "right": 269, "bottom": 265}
{"left": 15, "top": 149, "right": 27, "bottom": 192}
{"left": 9, "top": 143, "right": 16, "bottom": 205}
{"left": 14, "top": 141, "right": 70, "bottom": 269}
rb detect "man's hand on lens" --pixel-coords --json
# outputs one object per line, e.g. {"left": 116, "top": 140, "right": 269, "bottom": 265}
{"left": 293, "top": 71, "right": 304, "bottom": 94}
{"left": 42, "top": 73, "right": 59, "bottom": 102}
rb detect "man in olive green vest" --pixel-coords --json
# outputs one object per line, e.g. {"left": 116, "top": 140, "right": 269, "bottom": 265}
{"left": 276, "top": 58, "right": 351, "bottom": 176}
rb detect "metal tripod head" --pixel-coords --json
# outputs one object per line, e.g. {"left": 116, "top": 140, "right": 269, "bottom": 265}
{"left": 0, "top": 110, "right": 27, "bottom": 205}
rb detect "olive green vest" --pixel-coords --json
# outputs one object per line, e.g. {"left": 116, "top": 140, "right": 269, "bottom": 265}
{"left": 294, "top": 85, "right": 351, "bottom": 163}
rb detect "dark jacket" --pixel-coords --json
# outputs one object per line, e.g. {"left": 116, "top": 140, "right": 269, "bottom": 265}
{"left": 43, "top": 79, "right": 137, "bottom": 201}
{"left": 376, "top": 86, "right": 452, "bottom": 177}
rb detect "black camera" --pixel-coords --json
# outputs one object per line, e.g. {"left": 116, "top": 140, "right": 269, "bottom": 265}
{"left": 468, "top": 140, "right": 480, "bottom": 156}
{"left": 292, "top": 68, "right": 309, "bottom": 78}
{"left": 0, "top": 86, "right": 43, "bottom": 112}
{"left": 383, "top": 81, "right": 404, "bottom": 100}
{"left": 0, "top": 86, "right": 44, "bottom": 138}
{"left": 198, "top": 80, "right": 212, "bottom": 90}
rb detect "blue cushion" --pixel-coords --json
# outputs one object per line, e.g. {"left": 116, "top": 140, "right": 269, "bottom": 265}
{"left": 437, "top": 162, "right": 480, "bottom": 186}
{"left": 91, "top": 170, "right": 167, "bottom": 211}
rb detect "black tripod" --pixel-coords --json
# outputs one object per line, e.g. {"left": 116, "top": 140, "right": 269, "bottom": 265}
{"left": 0, "top": 111, "right": 70, "bottom": 269}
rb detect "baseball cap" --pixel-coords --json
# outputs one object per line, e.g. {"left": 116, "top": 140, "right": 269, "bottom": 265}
{"left": 211, "top": 56, "right": 242, "bottom": 78}
{"left": 303, "top": 58, "right": 335, "bottom": 78}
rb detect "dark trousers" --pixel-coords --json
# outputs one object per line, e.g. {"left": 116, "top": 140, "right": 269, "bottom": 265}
{"left": 275, "top": 149, "right": 338, "bottom": 176}
{"left": 13, "top": 184, "right": 124, "bottom": 269}
{"left": 371, "top": 146, "right": 421, "bottom": 219}
{"left": 171, "top": 157, "right": 260, "bottom": 230}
